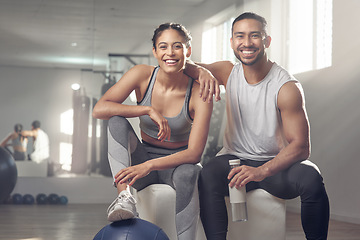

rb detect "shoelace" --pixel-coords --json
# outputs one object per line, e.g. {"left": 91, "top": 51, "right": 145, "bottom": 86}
{"left": 119, "top": 191, "right": 137, "bottom": 205}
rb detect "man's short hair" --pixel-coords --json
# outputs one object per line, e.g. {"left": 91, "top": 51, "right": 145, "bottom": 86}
{"left": 32, "top": 120, "right": 41, "bottom": 129}
{"left": 232, "top": 12, "right": 268, "bottom": 37}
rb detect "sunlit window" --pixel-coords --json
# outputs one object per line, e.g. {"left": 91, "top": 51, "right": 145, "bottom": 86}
{"left": 201, "top": 19, "right": 235, "bottom": 64}
{"left": 60, "top": 109, "right": 73, "bottom": 135}
{"left": 59, "top": 142, "right": 72, "bottom": 171}
{"left": 60, "top": 109, "right": 74, "bottom": 171}
{"left": 201, "top": 18, "right": 234, "bottom": 94}
{"left": 287, "top": 0, "right": 332, "bottom": 74}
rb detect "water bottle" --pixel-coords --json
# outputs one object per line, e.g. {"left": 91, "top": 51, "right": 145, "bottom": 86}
{"left": 228, "top": 159, "right": 248, "bottom": 222}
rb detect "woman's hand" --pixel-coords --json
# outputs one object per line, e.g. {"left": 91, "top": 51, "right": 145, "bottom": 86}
{"left": 115, "top": 162, "right": 152, "bottom": 186}
{"left": 148, "top": 107, "right": 171, "bottom": 142}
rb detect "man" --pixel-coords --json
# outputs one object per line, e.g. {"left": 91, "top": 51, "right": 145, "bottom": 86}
{"left": 22, "top": 120, "right": 49, "bottom": 163}
{"left": 186, "top": 12, "right": 329, "bottom": 240}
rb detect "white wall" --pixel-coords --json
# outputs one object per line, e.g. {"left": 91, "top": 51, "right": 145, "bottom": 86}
{"left": 292, "top": 0, "right": 360, "bottom": 224}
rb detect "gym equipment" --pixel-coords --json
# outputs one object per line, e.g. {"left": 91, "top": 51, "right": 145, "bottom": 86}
{"left": 72, "top": 89, "right": 91, "bottom": 174}
{"left": 0, "top": 146, "right": 18, "bottom": 203}
{"left": 36, "top": 193, "right": 48, "bottom": 204}
{"left": 12, "top": 193, "right": 23, "bottom": 204}
{"left": 93, "top": 218, "right": 169, "bottom": 240}
{"left": 59, "top": 195, "right": 68, "bottom": 205}
{"left": 23, "top": 194, "right": 35, "bottom": 205}
{"left": 48, "top": 193, "right": 60, "bottom": 204}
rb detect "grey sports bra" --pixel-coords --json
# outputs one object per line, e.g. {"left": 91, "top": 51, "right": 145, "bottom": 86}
{"left": 137, "top": 66, "right": 194, "bottom": 142}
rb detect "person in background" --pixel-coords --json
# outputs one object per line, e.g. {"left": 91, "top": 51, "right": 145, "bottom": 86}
{"left": 185, "top": 12, "right": 330, "bottom": 240}
{"left": 92, "top": 23, "right": 213, "bottom": 240}
{"left": 0, "top": 123, "right": 28, "bottom": 160}
{"left": 22, "top": 120, "right": 49, "bottom": 164}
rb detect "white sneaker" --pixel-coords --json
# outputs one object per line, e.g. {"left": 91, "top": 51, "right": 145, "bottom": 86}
{"left": 107, "top": 190, "right": 139, "bottom": 222}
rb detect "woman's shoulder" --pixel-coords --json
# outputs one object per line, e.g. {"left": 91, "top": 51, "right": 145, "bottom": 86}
{"left": 190, "top": 81, "right": 213, "bottom": 107}
{"left": 123, "top": 64, "right": 156, "bottom": 83}
{"left": 131, "top": 64, "right": 155, "bottom": 75}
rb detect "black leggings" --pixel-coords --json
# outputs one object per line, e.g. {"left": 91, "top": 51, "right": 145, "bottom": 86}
{"left": 199, "top": 154, "right": 330, "bottom": 240}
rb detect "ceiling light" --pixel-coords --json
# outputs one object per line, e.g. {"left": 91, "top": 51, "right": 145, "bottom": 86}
{"left": 71, "top": 83, "right": 80, "bottom": 91}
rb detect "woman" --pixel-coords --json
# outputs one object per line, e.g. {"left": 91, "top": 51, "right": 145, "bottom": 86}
{"left": 92, "top": 23, "right": 213, "bottom": 240}
{"left": 0, "top": 123, "right": 28, "bottom": 160}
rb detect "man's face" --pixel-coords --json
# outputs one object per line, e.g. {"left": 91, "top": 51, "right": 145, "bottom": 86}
{"left": 231, "top": 19, "right": 270, "bottom": 66}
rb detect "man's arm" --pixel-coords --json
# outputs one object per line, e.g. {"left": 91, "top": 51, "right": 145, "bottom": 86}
{"left": 229, "top": 82, "right": 310, "bottom": 188}
{"left": 184, "top": 60, "right": 234, "bottom": 102}
{"left": 21, "top": 130, "right": 36, "bottom": 137}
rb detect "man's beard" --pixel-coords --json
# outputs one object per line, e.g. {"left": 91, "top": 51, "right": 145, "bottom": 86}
{"left": 234, "top": 48, "right": 264, "bottom": 66}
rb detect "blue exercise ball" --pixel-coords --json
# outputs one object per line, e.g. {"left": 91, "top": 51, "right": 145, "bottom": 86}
{"left": 36, "top": 193, "right": 48, "bottom": 205}
{"left": 59, "top": 195, "right": 68, "bottom": 205}
{"left": 23, "top": 194, "right": 35, "bottom": 205}
{"left": 93, "top": 218, "right": 169, "bottom": 240}
{"left": 12, "top": 193, "right": 23, "bottom": 204}
{"left": 48, "top": 193, "right": 59, "bottom": 204}
{"left": 0, "top": 147, "right": 17, "bottom": 203}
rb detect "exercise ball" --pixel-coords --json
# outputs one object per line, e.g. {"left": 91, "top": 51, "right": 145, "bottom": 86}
{"left": 23, "top": 194, "right": 35, "bottom": 205}
{"left": 12, "top": 193, "right": 23, "bottom": 204}
{"left": 93, "top": 218, "right": 169, "bottom": 240}
{"left": 0, "top": 147, "right": 17, "bottom": 203}
{"left": 48, "top": 193, "right": 59, "bottom": 204}
{"left": 59, "top": 195, "right": 68, "bottom": 205}
{"left": 36, "top": 193, "right": 48, "bottom": 204}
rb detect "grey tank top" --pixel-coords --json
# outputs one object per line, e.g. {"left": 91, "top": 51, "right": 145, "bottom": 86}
{"left": 138, "top": 66, "right": 194, "bottom": 142}
{"left": 12, "top": 135, "right": 22, "bottom": 147}
{"left": 217, "top": 62, "right": 299, "bottom": 161}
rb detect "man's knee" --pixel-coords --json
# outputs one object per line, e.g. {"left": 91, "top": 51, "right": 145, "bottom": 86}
{"left": 291, "top": 161, "right": 327, "bottom": 199}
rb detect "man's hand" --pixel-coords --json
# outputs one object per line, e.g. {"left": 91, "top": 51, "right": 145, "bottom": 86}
{"left": 198, "top": 68, "right": 221, "bottom": 103}
{"left": 228, "top": 165, "right": 268, "bottom": 188}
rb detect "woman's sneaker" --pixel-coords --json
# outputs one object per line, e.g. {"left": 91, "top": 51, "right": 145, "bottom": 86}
{"left": 107, "top": 190, "right": 139, "bottom": 222}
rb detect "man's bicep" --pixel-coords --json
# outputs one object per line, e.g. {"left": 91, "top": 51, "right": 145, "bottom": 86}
{"left": 199, "top": 61, "right": 233, "bottom": 86}
{"left": 21, "top": 130, "right": 34, "bottom": 137}
{"left": 278, "top": 82, "right": 310, "bottom": 144}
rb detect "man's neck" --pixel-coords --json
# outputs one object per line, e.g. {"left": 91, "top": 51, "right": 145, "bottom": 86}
{"left": 243, "top": 57, "right": 273, "bottom": 85}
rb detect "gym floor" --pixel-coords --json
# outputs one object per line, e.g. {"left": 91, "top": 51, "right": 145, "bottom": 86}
{"left": 0, "top": 204, "right": 359, "bottom": 240}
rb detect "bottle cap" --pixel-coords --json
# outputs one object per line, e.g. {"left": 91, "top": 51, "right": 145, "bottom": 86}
{"left": 229, "top": 159, "right": 241, "bottom": 166}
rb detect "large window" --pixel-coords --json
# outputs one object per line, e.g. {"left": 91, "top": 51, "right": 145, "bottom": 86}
{"left": 201, "top": 18, "right": 235, "bottom": 63}
{"left": 287, "top": 0, "right": 333, "bottom": 74}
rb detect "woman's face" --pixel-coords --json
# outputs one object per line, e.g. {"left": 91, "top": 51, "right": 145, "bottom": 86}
{"left": 152, "top": 29, "right": 191, "bottom": 73}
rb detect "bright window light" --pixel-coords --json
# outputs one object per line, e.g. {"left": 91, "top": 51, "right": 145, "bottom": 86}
{"left": 60, "top": 109, "right": 73, "bottom": 135}
{"left": 316, "top": 0, "right": 333, "bottom": 69}
{"left": 201, "top": 19, "right": 234, "bottom": 94}
{"left": 288, "top": 0, "right": 332, "bottom": 74}
{"left": 288, "top": 0, "right": 314, "bottom": 74}
{"left": 201, "top": 27, "right": 218, "bottom": 63}
{"left": 201, "top": 19, "right": 234, "bottom": 64}
{"left": 59, "top": 142, "right": 72, "bottom": 171}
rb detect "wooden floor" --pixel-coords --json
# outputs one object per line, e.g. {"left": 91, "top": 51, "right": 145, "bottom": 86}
{"left": 0, "top": 204, "right": 359, "bottom": 240}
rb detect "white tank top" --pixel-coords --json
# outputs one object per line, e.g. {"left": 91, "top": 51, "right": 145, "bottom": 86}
{"left": 217, "top": 63, "right": 298, "bottom": 161}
